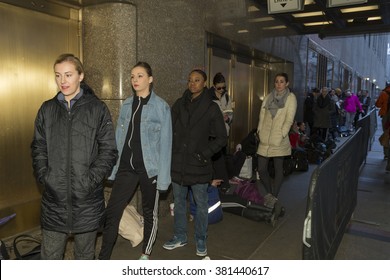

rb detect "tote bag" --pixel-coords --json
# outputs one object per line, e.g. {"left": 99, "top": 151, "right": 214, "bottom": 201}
{"left": 239, "top": 156, "right": 253, "bottom": 179}
{"left": 118, "top": 205, "right": 144, "bottom": 247}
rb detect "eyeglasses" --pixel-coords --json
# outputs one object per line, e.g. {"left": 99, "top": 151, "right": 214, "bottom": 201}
{"left": 216, "top": 86, "right": 226, "bottom": 91}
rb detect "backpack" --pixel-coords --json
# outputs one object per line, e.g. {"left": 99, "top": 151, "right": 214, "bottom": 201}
{"left": 268, "top": 156, "right": 294, "bottom": 178}
{"left": 292, "top": 150, "right": 309, "bottom": 172}
{"left": 13, "top": 234, "right": 41, "bottom": 260}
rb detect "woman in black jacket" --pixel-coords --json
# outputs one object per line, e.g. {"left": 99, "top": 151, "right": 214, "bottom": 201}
{"left": 163, "top": 69, "right": 227, "bottom": 257}
{"left": 31, "top": 53, "right": 118, "bottom": 259}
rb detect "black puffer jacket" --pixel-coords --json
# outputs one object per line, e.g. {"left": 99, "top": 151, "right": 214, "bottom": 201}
{"left": 171, "top": 88, "right": 227, "bottom": 185}
{"left": 31, "top": 84, "right": 118, "bottom": 233}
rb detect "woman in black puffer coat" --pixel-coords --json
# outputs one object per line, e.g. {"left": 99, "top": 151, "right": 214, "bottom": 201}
{"left": 31, "top": 54, "right": 118, "bottom": 259}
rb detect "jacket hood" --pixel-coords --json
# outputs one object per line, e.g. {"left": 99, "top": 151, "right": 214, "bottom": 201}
{"left": 80, "top": 82, "right": 96, "bottom": 96}
{"left": 182, "top": 87, "right": 212, "bottom": 102}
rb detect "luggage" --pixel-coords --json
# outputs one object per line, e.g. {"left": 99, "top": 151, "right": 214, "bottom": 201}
{"left": 324, "top": 139, "right": 337, "bottom": 150}
{"left": 337, "top": 125, "right": 349, "bottom": 137}
{"left": 233, "top": 179, "right": 263, "bottom": 204}
{"left": 268, "top": 156, "right": 294, "bottom": 178}
{"left": 238, "top": 156, "right": 253, "bottom": 179}
{"left": 305, "top": 138, "right": 331, "bottom": 164}
{"left": 220, "top": 190, "right": 284, "bottom": 227}
{"left": 13, "top": 234, "right": 41, "bottom": 260}
{"left": 306, "top": 148, "right": 323, "bottom": 164}
{"left": 189, "top": 185, "right": 223, "bottom": 224}
{"left": 292, "top": 149, "right": 309, "bottom": 171}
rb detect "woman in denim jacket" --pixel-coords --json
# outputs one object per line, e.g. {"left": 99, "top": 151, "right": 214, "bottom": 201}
{"left": 99, "top": 62, "right": 172, "bottom": 260}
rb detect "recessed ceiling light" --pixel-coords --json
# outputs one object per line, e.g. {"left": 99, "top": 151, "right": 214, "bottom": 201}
{"left": 262, "top": 25, "right": 287, "bottom": 30}
{"left": 238, "top": 29, "right": 249, "bottom": 33}
{"left": 292, "top": 12, "right": 323, "bottom": 18}
{"left": 341, "top": 5, "right": 378, "bottom": 13}
{"left": 304, "top": 21, "right": 331, "bottom": 26}
{"left": 248, "top": 17, "right": 274, "bottom": 23}
{"left": 367, "top": 16, "right": 381, "bottom": 21}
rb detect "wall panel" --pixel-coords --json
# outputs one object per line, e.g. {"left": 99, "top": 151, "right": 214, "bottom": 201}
{"left": 0, "top": 2, "right": 79, "bottom": 237}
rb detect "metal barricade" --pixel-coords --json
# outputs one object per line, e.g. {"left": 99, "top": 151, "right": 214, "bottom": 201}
{"left": 302, "top": 107, "right": 377, "bottom": 259}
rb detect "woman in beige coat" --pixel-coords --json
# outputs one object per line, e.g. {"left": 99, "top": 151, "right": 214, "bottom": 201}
{"left": 257, "top": 73, "right": 297, "bottom": 207}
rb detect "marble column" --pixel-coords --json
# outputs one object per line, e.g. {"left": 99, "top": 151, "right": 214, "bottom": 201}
{"left": 82, "top": 2, "right": 136, "bottom": 118}
{"left": 82, "top": 3, "right": 141, "bottom": 208}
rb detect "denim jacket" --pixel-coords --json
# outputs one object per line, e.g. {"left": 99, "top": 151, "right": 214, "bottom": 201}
{"left": 109, "top": 91, "right": 172, "bottom": 191}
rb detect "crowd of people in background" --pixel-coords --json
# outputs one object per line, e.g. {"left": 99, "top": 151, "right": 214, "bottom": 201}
{"left": 302, "top": 86, "right": 371, "bottom": 143}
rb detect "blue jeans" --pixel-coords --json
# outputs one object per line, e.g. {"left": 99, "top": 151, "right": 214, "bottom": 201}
{"left": 172, "top": 182, "right": 208, "bottom": 241}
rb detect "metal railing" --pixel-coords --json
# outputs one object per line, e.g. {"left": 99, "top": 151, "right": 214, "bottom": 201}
{"left": 302, "top": 109, "right": 376, "bottom": 259}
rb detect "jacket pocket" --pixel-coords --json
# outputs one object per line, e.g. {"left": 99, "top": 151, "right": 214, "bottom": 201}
{"left": 189, "top": 153, "right": 209, "bottom": 167}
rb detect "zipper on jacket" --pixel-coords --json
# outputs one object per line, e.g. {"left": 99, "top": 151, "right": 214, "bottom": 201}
{"left": 128, "top": 96, "right": 141, "bottom": 170}
{"left": 180, "top": 108, "right": 192, "bottom": 185}
{"left": 266, "top": 117, "right": 275, "bottom": 156}
{"left": 66, "top": 108, "right": 73, "bottom": 233}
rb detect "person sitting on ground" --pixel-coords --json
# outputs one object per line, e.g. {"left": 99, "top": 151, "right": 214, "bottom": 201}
{"left": 297, "top": 122, "right": 308, "bottom": 138}
{"left": 289, "top": 120, "right": 306, "bottom": 151}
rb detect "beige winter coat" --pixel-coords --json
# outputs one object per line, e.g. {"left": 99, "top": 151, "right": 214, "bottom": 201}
{"left": 256, "top": 92, "right": 297, "bottom": 157}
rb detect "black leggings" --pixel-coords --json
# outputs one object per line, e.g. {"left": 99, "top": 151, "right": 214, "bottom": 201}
{"left": 98, "top": 168, "right": 158, "bottom": 259}
{"left": 257, "top": 155, "right": 284, "bottom": 197}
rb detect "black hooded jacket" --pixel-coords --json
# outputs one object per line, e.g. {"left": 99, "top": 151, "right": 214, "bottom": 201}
{"left": 31, "top": 84, "right": 118, "bottom": 233}
{"left": 171, "top": 88, "right": 227, "bottom": 185}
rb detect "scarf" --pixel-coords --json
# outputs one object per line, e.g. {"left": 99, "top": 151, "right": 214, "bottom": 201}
{"left": 264, "top": 88, "right": 289, "bottom": 118}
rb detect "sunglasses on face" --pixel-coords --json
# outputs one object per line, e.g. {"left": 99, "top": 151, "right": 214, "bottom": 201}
{"left": 216, "top": 86, "right": 226, "bottom": 91}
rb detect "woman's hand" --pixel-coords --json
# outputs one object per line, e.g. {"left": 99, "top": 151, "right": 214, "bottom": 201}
{"left": 210, "top": 179, "right": 223, "bottom": 187}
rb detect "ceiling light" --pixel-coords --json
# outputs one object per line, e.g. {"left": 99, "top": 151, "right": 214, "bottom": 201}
{"left": 292, "top": 11, "right": 323, "bottom": 18}
{"left": 262, "top": 25, "right": 287, "bottom": 30}
{"left": 304, "top": 21, "right": 331, "bottom": 26}
{"left": 367, "top": 16, "right": 381, "bottom": 21}
{"left": 248, "top": 17, "right": 274, "bottom": 23}
{"left": 340, "top": 5, "right": 378, "bottom": 13}
{"left": 221, "top": 22, "right": 234, "bottom": 26}
{"left": 238, "top": 29, "right": 249, "bottom": 33}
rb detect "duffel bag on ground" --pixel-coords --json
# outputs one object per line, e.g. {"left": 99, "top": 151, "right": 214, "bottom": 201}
{"left": 190, "top": 185, "right": 223, "bottom": 224}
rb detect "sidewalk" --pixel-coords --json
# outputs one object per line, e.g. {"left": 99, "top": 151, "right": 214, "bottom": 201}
{"left": 108, "top": 124, "right": 390, "bottom": 260}
{"left": 4, "top": 124, "right": 389, "bottom": 260}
